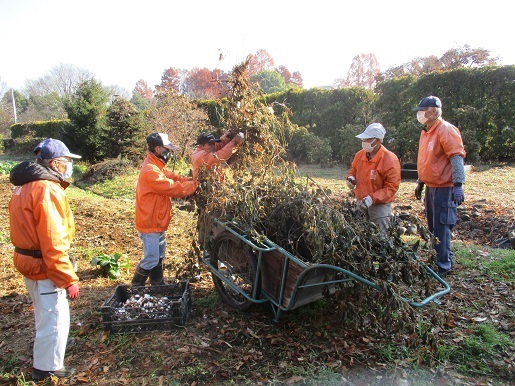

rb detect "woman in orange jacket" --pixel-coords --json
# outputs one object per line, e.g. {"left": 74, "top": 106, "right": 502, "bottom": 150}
{"left": 9, "top": 138, "right": 81, "bottom": 381}
{"left": 133, "top": 132, "right": 198, "bottom": 286}
{"left": 346, "top": 123, "right": 401, "bottom": 235}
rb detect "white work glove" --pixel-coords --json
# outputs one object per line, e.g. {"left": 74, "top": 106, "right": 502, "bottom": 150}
{"left": 346, "top": 176, "right": 356, "bottom": 190}
{"left": 362, "top": 195, "right": 373, "bottom": 208}
{"left": 234, "top": 132, "right": 245, "bottom": 145}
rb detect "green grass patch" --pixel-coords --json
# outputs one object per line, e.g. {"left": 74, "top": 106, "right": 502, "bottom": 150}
{"left": 454, "top": 243, "right": 515, "bottom": 283}
{"left": 78, "top": 173, "right": 138, "bottom": 199}
{"left": 443, "top": 323, "right": 512, "bottom": 376}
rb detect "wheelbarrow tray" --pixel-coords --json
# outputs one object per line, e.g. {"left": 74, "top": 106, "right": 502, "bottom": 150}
{"left": 202, "top": 217, "right": 450, "bottom": 322}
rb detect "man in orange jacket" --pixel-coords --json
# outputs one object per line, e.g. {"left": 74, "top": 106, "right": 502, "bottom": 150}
{"left": 191, "top": 131, "right": 245, "bottom": 181}
{"left": 9, "top": 138, "right": 81, "bottom": 381}
{"left": 413, "top": 96, "right": 466, "bottom": 277}
{"left": 133, "top": 132, "right": 198, "bottom": 286}
{"left": 346, "top": 123, "right": 401, "bottom": 235}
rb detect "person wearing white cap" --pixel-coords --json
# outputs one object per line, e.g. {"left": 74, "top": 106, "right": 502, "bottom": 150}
{"left": 9, "top": 138, "right": 81, "bottom": 381}
{"left": 346, "top": 123, "right": 401, "bottom": 235}
{"left": 133, "top": 132, "right": 198, "bottom": 286}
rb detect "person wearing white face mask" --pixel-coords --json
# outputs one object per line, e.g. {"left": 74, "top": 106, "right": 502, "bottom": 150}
{"left": 346, "top": 123, "right": 401, "bottom": 235}
{"left": 413, "top": 96, "right": 466, "bottom": 277}
{"left": 9, "top": 138, "right": 81, "bottom": 381}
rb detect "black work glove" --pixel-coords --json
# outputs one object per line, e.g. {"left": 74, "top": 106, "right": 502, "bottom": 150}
{"left": 414, "top": 180, "right": 425, "bottom": 200}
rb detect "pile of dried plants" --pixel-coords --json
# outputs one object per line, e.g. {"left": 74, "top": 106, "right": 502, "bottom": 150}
{"left": 189, "top": 58, "right": 443, "bottom": 336}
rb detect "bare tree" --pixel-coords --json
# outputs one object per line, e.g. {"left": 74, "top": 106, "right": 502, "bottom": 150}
{"left": 23, "top": 63, "right": 93, "bottom": 97}
{"left": 147, "top": 89, "right": 212, "bottom": 160}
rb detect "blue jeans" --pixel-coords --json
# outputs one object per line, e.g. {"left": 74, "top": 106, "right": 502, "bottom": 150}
{"left": 138, "top": 232, "right": 166, "bottom": 270}
{"left": 424, "top": 187, "right": 457, "bottom": 272}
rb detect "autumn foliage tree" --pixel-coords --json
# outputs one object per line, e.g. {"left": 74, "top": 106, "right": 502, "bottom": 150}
{"left": 133, "top": 79, "right": 153, "bottom": 100}
{"left": 247, "top": 49, "right": 275, "bottom": 76}
{"left": 380, "top": 45, "right": 499, "bottom": 80}
{"left": 156, "top": 67, "right": 182, "bottom": 93}
{"left": 334, "top": 53, "right": 380, "bottom": 89}
{"left": 182, "top": 68, "right": 227, "bottom": 100}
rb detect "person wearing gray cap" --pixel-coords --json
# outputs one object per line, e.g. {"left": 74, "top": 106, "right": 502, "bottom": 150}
{"left": 346, "top": 123, "right": 401, "bottom": 235}
{"left": 413, "top": 96, "right": 466, "bottom": 277}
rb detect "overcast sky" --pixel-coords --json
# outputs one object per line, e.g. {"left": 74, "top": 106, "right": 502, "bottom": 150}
{"left": 1, "top": 0, "right": 513, "bottom": 94}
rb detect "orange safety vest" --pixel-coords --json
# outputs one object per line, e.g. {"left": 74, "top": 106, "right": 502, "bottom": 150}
{"left": 417, "top": 118, "right": 466, "bottom": 187}
{"left": 347, "top": 145, "right": 401, "bottom": 204}
{"left": 135, "top": 152, "right": 197, "bottom": 233}
{"left": 9, "top": 180, "right": 78, "bottom": 288}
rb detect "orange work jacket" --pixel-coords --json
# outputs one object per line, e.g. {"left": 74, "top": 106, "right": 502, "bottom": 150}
{"left": 135, "top": 152, "right": 198, "bottom": 233}
{"left": 191, "top": 138, "right": 239, "bottom": 180}
{"left": 417, "top": 118, "right": 466, "bottom": 187}
{"left": 9, "top": 180, "right": 79, "bottom": 288}
{"left": 347, "top": 145, "right": 401, "bottom": 204}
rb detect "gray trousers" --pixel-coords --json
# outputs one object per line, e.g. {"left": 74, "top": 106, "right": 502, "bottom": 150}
{"left": 367, "top": 203, "right": 392, "bottom": 235}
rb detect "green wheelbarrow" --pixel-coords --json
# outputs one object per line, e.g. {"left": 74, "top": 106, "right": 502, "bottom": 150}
{"left": 202, "top": 217, "right": 450, "bottom": 322}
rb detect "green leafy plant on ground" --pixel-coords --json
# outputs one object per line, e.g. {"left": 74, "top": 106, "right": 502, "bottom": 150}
{"left": 0, "top": 161, "right": 18, "bottom": 175}
{"left": 91, "top": 252, "right": 130, "bottom": 279}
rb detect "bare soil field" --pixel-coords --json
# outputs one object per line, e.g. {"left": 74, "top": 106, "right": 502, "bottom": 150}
{"left": 0, "top": 164, "right": 513, "bottom": 385}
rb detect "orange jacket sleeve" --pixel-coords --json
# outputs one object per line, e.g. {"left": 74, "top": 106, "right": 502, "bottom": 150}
{"left": 141, "top": 162, "right": 198, "bottom": 198}
{"left": 191, "top": 139, "right": 239, "bottom": 179}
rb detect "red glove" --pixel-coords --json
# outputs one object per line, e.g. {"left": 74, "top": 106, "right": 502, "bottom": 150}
{"left": 67, "top": 283, "right": 80, "bottom": 299}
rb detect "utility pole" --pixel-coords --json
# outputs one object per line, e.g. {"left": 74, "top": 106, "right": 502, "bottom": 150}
{"left": 11, "top": 88, "right": 17, "bottom": 123}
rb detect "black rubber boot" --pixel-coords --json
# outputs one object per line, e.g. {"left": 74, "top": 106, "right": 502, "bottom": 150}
{"left": 131, "top": 266, "right": 150, "bottom": 286}
{"left": 149, "top": 259, "right": 165, "bottom": 286}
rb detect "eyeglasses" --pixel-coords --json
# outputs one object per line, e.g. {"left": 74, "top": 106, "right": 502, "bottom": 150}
{"left": 54, "top": 158, "right": 73, "bottom": 166}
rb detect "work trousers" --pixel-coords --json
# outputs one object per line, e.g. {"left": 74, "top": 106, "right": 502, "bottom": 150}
{"left": 138, "top": 231, "right": 166, "bottom": 270}
{"left": 424, "top": 186, "right": 457, "bottom": 272}
{"left": 24, "top": 278, "right": 70, "bottom": 371}
{"left": 367, "top": 203, "right": 392, "bottom": 236}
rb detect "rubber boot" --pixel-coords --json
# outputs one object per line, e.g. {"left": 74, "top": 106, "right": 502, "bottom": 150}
{"left": 131, "top": 266, "right": 150, "bottom": 286}
{"left": 149, "top": 259, "right": 165, "bottom": 286}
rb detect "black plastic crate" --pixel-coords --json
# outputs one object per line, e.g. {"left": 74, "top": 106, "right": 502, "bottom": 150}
{"left": 101, "top": 281, "right": 191, "bottom": 333}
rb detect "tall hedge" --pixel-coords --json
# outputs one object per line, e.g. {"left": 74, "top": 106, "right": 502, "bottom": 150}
{"left": 10, "top": 120, "right": 73, "bottom": 140}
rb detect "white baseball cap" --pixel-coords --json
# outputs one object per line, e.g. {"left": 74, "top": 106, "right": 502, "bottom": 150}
{"left": 356, "top": 123, "right": 386, "bottom": 141}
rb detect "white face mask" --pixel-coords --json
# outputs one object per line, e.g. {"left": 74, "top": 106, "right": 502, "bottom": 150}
{"left": 417, "top": 110, "right": 428, "bottom": 124}
{"left": 62, "top": 161, "right": 73, "bottom": 179}
{"left": 361, "top": 139, "right": 376, "bottom": 153}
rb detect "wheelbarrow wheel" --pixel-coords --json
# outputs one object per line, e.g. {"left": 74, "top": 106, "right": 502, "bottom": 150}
{"left": 211, "top": 231, "right": 257, "bottom": 311}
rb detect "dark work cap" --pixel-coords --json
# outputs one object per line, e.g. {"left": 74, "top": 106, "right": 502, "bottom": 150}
{"left": 196, "top": 132, "right": 222, "bottom": 146}
{"left": 413, "top": 96, "right": 442, "bottom": 111}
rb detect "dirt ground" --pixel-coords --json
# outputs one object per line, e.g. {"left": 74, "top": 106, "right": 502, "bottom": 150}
{"left": 0, "top": 165, "right": 513, "bottom": 385}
